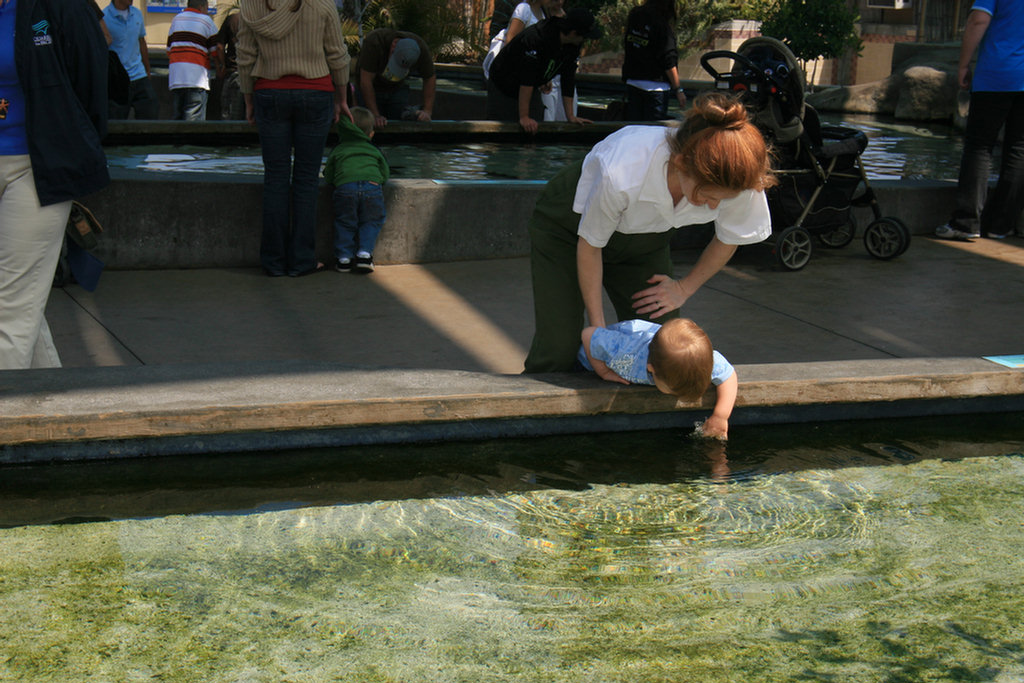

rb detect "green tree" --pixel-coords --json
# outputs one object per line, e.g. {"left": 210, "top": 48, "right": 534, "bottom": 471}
{"left": 593, "top": 0, "right": 738, "bottom": 56}
{"left": 756, "top": 0, "right": 861, "bottom": 64}
{"left": 341, "top": 0, "right": 477, "bottom": 61}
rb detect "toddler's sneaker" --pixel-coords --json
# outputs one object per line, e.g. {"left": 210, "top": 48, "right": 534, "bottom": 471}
{"left": 354, "top": 255, "right": 375, "bottom": 273}
{"left": 335, "top": 258, "right": 352, "bottom": 273}
{"left": 934, "top": 224, "right": 979, "bottom": 241}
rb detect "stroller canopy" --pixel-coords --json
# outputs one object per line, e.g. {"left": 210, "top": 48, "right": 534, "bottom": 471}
{"left": 701, "top": 36, "right": 807, "bottom": 144}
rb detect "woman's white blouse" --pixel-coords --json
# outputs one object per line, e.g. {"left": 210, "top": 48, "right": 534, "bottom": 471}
{"left": 573, "top": 125, "right": 772, "bottom": 249}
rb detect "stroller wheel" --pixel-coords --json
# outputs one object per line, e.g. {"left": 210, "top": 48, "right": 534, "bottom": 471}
{"left": 775, "top": 226, "right": 813, "bottom": 270}
{"left": 887, "top": 217, "right": 912, "bottom": 256}
{"left": 864, "top": 218, "right": 910, "bottom": 260}
{"left": 817, "top": 218, "right": 857, "bottom": 249}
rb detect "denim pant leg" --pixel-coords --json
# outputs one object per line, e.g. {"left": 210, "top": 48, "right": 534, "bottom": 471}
{"left": 255, "top": 89, "right": 332, "bottom": 275}
{"left": 981, "top": 92, "right": 1024, "bottom": 236}
{"left": 951, "top": 91, "right": 1007, "bottom": 232}
{"left": 357, "top": 182, "right": 386, "bottom": 255}
{"left": 332, "top": 183, "right": 359, "bottom": 261}
{"left": 255, "top": 90, "right": 294, "bottom": 275}
{"left": 173, "top": 88, "right": 208, "bottom": 121}
{"left": 221, "top": 72, "right": 245, "bottom": 120}
{"left": 648, "top": 90, "right": 670, "bottom": 120}
{"left": 288, "top": 90, "right": 333, "bottom": 273}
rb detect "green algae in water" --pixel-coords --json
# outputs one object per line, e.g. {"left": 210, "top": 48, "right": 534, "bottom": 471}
{"left": 3, "top": 452, "right": 1024, "bottom": 682}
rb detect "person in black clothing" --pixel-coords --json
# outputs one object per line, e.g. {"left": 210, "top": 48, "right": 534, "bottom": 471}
{"left": 622, "top": 0, "right": 686, "bottom": 120}
{"left": 486, "top": 7, "right": 600, "bottom": 133}
{"left": 215, "top": 10, "right": 245, "bottom": 120}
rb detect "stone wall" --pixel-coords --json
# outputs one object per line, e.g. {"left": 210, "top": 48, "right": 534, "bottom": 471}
{"left": 80, "top": 172, "right": 958, "bottom": 270}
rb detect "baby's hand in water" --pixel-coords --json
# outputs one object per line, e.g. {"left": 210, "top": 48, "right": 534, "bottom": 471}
{"left": 693, "top": 416, "right": 728, "bottom": 441}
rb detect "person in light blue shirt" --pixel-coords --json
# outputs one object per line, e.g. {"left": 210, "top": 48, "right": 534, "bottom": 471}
{"left": 103, "top": 0, "right": 159, "bottom": 119}
{"left": 934, "top": 0, "right": 1024, "bottom": 241}
{"left": 578, "top": 318, "right": 738, "bottom": 440}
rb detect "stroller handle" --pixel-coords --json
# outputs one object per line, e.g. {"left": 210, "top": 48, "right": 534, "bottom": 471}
{"left": 700, "top": 49, "right": 776, "bottom": 91}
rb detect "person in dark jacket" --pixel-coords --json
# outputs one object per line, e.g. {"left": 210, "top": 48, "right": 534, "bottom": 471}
{"left": 486, "top": 7, "right": 600, "bottom": 133}
{"left": 622, "top": 0, "right": 686, "bottom": 120}
{"left": 1, "top": 0, "right": 110, "bottom": 369}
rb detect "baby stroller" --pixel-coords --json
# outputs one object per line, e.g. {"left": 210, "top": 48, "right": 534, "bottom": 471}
{"left": 700, "top": 37, "right": 910, "bottom": 270}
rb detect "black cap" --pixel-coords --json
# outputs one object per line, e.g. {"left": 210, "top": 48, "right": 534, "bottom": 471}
{"left": 563, "top": 7, "right": 602, "bottom": 40}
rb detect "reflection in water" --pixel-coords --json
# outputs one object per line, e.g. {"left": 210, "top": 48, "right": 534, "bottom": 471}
{"left": 104, "top": 115, "right": 974, "bottom": 182}
{"left": 836, "top": 114, "right": 967, "bottom": 181}
{"left": 2, "top": 415, "right": 1023, "bottom": 680}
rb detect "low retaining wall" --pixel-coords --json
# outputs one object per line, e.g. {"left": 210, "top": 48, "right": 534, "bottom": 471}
{"left": 2, "top": 358, "right": 1022, "bottom": 463}
{"left": 84, "top": 171, "right": 957, "bottom": 269}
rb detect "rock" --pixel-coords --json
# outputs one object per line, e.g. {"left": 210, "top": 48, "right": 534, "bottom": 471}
{"left": 806, "top": 82, "right": 897, "bottom": 115}
{"left": 807, "top": 58, "right": 962, "bottom": 123}
{"left": 893, "top": 65, "right": 959, "bottom": 120}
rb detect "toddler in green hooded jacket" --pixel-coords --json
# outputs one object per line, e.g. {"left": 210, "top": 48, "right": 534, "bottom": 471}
{"left": 323, "top": 106, "right": 390, "bottom": 273}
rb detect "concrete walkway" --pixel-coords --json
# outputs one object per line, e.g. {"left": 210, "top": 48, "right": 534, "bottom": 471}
{"left": 46, "top": 235, "right": 1024, "bottom": 370}
{"left": 3, "top": 234, "right": 1023, "bottom": 461}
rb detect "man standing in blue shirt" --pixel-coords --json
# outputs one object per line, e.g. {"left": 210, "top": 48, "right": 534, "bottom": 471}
{"left": 104, "top": 0, "right": 159, "bottom": 119}
{"left": 934, "top": 0, "right": 1024, "bottom": 241}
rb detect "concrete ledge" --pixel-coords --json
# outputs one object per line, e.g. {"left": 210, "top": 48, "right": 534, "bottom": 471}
{"left": 84, "top": 171, "right": 957, "bottom": 269}
{"left": 1, "top": 359, "right": 1020, "bottom": 463}
{"left": 90, "top": 172, "right": 549, "bottom": 267}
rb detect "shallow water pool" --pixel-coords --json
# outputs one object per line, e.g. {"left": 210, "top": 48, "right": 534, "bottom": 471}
{"left": 104, "top": 115, "right": 971, "bottom": 182}
{"left": 2, "top": 413, "right": 1023, "bottom": 681}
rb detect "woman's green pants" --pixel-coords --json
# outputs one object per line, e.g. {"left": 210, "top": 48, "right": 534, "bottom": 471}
{"left": 523, "top": 160, "right": 678, "bottom": 373}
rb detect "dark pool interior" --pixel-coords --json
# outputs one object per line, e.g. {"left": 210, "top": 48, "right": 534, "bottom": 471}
{"left": 3, "top": 412, "right": 1021, "bottom": 529}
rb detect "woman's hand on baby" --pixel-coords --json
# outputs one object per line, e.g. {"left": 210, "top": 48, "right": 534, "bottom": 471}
{"left": 632, "top": 274, "right": 689, "bottom": 318}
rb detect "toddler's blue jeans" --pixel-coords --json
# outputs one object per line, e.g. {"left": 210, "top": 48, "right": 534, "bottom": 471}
{"left": 332, "top": 181, "right": 386, "bottom": 260}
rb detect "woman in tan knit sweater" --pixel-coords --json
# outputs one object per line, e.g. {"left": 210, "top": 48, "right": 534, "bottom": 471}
{"left": 237, "top": 0, "right": 351, "bottom": 277}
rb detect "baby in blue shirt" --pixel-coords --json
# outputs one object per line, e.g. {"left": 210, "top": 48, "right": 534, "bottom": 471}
{"left": 578, "top": 318, "right": 738, "bottom": 439}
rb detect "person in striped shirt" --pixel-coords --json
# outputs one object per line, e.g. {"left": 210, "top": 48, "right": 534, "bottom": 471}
{"left": 167, "top": 0, "right": 221, "bottom": 121}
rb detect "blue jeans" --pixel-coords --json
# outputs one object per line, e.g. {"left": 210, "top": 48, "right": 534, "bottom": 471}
{"left": 172, "top": 87, "right": 208, "bottom": 121}
{"left": 254, "top": 89, "right": 333, "bottom": 276}
{"left": 332, "top": 181, "right": 386, "bottom": 260}
{"left": 951, "top": 90, "right": 1024, "bottom": 236}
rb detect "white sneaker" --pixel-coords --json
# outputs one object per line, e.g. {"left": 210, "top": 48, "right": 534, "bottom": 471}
{"left": 934, "top": 224, "right": 978, "bottom": 241}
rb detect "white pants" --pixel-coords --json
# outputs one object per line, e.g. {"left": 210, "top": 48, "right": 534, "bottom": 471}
{"left": 0, "top": 155, "right": 70, "bottom": 369}
{"left": 542, "top": 76, "right": 577, "bottom": 122}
